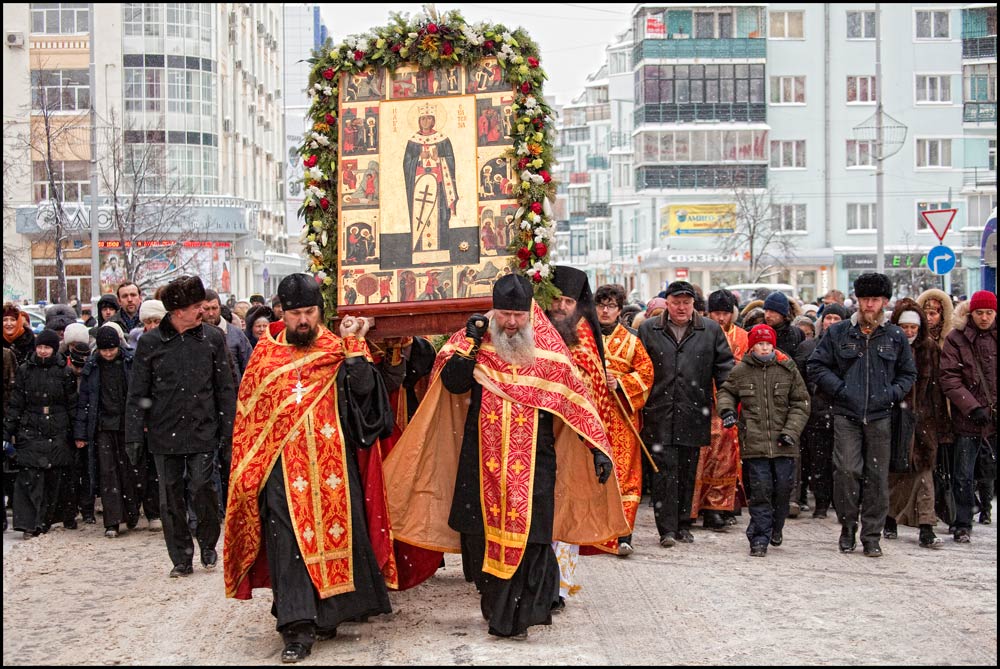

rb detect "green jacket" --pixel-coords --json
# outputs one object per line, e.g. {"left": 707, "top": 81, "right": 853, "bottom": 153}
{"left": 717, "top": 351, "right": 810, "bottom": 459}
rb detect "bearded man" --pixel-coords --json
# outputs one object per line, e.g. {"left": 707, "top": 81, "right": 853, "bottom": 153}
{"left": 382, "top": 273, "right": 625, "bottom": 640}
{"left": 808, "top": 272, "right": 916, "bottom": 557}
{"left": 224, "top": 274, "right": 395, "bottom": 663}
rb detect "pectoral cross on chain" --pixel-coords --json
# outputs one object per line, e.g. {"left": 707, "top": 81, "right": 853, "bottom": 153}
{"left": 291, "top": 380, "right": 310, "bottom": 404}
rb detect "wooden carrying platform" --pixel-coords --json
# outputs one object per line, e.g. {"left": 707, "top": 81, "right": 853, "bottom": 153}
{"left": 336, "top": 297, "right": 492, "bottom": 338}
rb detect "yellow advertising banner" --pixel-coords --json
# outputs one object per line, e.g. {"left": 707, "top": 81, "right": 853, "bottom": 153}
{"left": 659, "top": 203, "right": 737, "bottom": 237}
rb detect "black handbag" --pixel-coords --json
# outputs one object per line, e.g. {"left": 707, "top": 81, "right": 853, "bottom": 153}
{"left": 933, "top": 444, "right": 957, "bottom": 527}
{"left": 889, "top": 404, "right": 915, "bottom": 474}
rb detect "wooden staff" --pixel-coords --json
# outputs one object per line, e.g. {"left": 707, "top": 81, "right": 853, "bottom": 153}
{"left": 608, "top": 384, "right": 659, "bottom": 473}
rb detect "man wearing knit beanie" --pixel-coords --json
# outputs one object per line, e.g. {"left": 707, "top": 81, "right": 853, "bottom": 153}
{"left": 940, "top": 289, "right": 996, "bottom": 539}
{"left": 762, "top": 291, "right": 803, "bottom": 358}
{"left": 808, "top": 271, "right": 916, "bottom": 557}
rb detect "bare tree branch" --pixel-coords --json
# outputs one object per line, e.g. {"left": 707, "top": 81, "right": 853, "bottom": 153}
{"left": 719, "top": 177, "right": 799, "bottom": 284}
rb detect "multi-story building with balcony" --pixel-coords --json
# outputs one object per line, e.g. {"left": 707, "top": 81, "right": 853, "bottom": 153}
{"left": 3, "top": 3, "right": 287, "bottom": 304}
{"left": 556, "top": 4, "right": 990, "bottom": 302}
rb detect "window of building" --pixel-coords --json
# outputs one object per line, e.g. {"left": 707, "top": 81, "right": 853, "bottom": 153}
{"left": 612, "top": 156, "right": 633, "bottom": 189}
{"left": 124, "top": 66, "right": 163, "bottom": 112}
{"left": 30, "top": 69, "right": 90, "bottom": 111}
{"left": 589, "top": 219, "right": 611, "bottom": 252}
{"left": 915, "top": 9, "right": 949, "bottom": 39}
{"left": 991, "top": 139, "right": 997, "bottom": 172}
{"left": 638, "top": 129, "right": 768, "bottom": 164}
{"left": 770, "top": 76, "right": 805, "bottom": 104}
{"left": 916, "top": 75, "right": 952, "bottom": 103}
{"left": 847, "top": 140, "right": 875, "bottom": 168}
{"left": 847, "top": 75, "right": 877, "bottom": 103}
{"left": 640, "top": 64, "right": 765, "bottom": 106}
{"left": 916, "top": 200, "right": 951, "bottom": 232}
{"left": 775, "top": 204, "right": 807, "bottom": 232}
{"left": 769, "top": 11, "right": 804, "bottom": 39}
{"left": 124, "top": 143, "right": 166, "bottom": 194}
{"left": 915, "top": 138, "right": 952, "bottom": 168}
{"left": 609, "top": 51, "right": 630, "bottom": 76}
{"left": 32, "top": 160, "right": 90, "bottom": 203}
{"left": 569, "top": 190, "right": 589, "bottom": 215}
{"left": 963, "top": 64, "right": 996, "bottom": 102}
{"left": 967, "top": 193, "right": 997, "bottom": 229}
{"left": 847, "top": 203, "right": 877, "bottom": 232}
{"left": 691, "top": 10, "right": 734, "bottom": 39}
{"left": 166, "top": 3, "right": 198, "bottom": 39}
{"left": 30, "top": 3, "right": 89, "bottom": 34}
{"left": 846, "top": 10, "right": 876, "bottom": 39}
{"left": 123, "top": 3, "right": 161, "bottom": 37}
{"left": 769, "top": 140, "right": 806, "bottom": 169}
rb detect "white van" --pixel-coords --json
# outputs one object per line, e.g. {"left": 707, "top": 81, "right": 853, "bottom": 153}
{"left": 720, "top": 283, "right": 796, "bottom": 304}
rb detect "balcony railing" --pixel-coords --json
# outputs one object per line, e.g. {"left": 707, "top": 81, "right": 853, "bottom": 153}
{"left": 587, "top": 202, "right": 611, "bottom": 218}
{"left": 586, "top": 155, "right": 609, "bottom": 170}
{"left": 962, "top": 167, "right": 997, "bottom": 189}
{"left": 609, "top": 131, "right": 633, "bottom": 150}
{"left": 635, "top": 102, "right": 767, "bottom": 125}
{"left": 636, "top": 164, "right": 767, "bottom": 190}
{"left": 569, "top": 172, "right": 590, "bottom": 185}
{"left": 962, "top": 35, "right": 997, "bottom": 59}
{"left": 569, "top": 213, "right": 588, "bottom": 226}
{"left": 633, "top": 38, "right": 766, "bottom": 63}
{"left": 964, "top": 101, "right": 997, "bottom": 123}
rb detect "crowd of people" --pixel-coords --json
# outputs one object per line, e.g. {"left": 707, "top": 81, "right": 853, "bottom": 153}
{"left": 2, "top": 270, "right": 996, "bottom": 662}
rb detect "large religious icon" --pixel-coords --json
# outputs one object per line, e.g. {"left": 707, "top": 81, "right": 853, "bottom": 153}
{"left": 336, "top": 60, "right": 513, "bottom": 319}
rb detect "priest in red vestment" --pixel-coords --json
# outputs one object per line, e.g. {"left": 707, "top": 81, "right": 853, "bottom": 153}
{"left": 224, "top": 274, "right": 395, "bottom": 663}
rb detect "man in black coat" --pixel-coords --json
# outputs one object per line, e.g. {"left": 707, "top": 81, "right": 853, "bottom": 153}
{"left": 808, "top": 273, "right": 916, "bottom": 558}
{"left": 125, "top": 275, "right": 236, "bottom": 577}
{"left": 638, "top": 281, "right": 734, "bottom": 546}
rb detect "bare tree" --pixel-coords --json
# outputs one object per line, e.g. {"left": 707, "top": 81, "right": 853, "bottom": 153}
{"left": 19, "top": 64, "right": 92, "bottom": 304}
{"left": 98, "top": 109, "right": 203, "bottom": 293}
{"left": 892, "top": 231, "right": 939, "bottom": 299}
{"left": 719, "top": 181, "right": 799, "bottom": 284}
{"left": 2, "top": 120, "right": 30, "bottom": 284}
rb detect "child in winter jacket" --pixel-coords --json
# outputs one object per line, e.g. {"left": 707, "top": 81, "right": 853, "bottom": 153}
{"left": 718, "top": 324, "right": 810, "bottom": 556}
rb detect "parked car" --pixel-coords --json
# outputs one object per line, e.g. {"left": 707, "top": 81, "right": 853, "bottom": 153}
{"left": 721, "top": 283, "right": 797, "bottom": 306}
{"left": 20, "top": 306, "right": 47, "bottom": 335}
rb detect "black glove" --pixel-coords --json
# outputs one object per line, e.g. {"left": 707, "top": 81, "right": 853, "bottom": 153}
{"left": 778, "top": 433, "right": 796, "bottom": 448}
{"left": 720, "top": 410, "right": 738, "bottom": 429}
{"left": 592, "top": 449, "right": 613, "bottom": 485}
{"left": 125, "top": 441, "right": 143, "bottom": 466}
{"left": 970, "top": 406, "right": 992, "bottom": 426}
{"left": 465, "top": 314, "right": 489, "bottom": 345}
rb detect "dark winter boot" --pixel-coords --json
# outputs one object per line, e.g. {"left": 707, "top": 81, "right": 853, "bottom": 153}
{"left": 883, "top": 516, "right": 898, "bottom": 539}
{"left": 918, "top": 524, "right": 942, "bottom": 548}
{"left": 839, "top": 524, "right": 857, "bottom": 553}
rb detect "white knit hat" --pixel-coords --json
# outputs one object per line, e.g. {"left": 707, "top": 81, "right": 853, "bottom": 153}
{"left": 63, "top": 322, "right": 91, "bottom": 346}
{"left": 897, "top": 310, "right": 921, "bottom": 326}
{"left": 138, "top": 299, "right": 166, "bottom": 323}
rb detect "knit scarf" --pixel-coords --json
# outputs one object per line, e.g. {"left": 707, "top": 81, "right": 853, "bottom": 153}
{"left": 3, "top": 314, "right": 26, "bottom": 345}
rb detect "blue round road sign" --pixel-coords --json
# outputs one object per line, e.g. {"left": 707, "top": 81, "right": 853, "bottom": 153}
{"left": 927, "top": 245, "right": 956, "bottom": 275}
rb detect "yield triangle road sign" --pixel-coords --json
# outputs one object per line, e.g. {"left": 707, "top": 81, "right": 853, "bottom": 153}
{"left": 921, "top": 208, "right": 957, "bottom": 242}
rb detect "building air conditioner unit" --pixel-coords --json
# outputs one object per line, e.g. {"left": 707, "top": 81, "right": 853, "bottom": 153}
{"left": 228, "top": 27, "right": 236, "bottom": 43}
{"left": 248, "top": 104, "right": 256, "bottom": 114}
{"left": 257, "top": 83, "right": 264, "bottom": 95}
{"left": 257, "top": 20, "right": 266, "bottom": 33}
{"left": 234, "top": 58, "right": 243, "bottom": 70}
{"left": 222, "top": 117, "right": 232, "bottom": 133}
{"left": 6, "top": 32, "right": 25, "bottom": 48}
{"left": 274, "top": 88, "right": 281, "bottom": 99}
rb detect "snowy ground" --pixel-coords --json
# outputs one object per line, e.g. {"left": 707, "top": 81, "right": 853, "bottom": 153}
{"left": 3, "top": 499, "right": 996, "bottom": 665}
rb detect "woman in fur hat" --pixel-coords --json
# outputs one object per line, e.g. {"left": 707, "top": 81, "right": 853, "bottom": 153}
{"left": 884, "top": 298, "right": 950, "bottom": 548}
{"left": 915, "top": 288, "right": 954, "bottom": 350}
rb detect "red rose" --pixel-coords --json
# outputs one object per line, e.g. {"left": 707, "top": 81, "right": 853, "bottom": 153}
{"left": 532, "top": 118, "right": 544, "bottom": 129}
{"left": 319, "top": 198, "right": 330, "bottom": 210}
{"left": 516, "top": 247, "right": 532, "bottom": 261}
{"left": 353, "top": 50, "right": 364, "bottom": 61}
{"left": 324, "top": 114, "right": 335, "bottom": 124}
{"left": 527, "top": 57, "right": 539, "bottom": 67}
{"left": 426, "top": 23, "right": 438, "bottom": 34}
{"left": 533, "top": 242, "right": 548, "bottom": 257}
{"left": 303, "top": 155, "right": 318, "bottom": 168}
{"left": 517, "top": 157, "right": 529, "bottom": 170}
{"left": 483, "top": 40, "right": 495, "bottom": 50}
{"left": 519, "top": 259, "right": 529, "bottom": 270}
{"left": 442, "top": 41, "right": 453, "bottom": 56}
{"left": 520, "top": 82, "right": 531, "bottom": 94}
{"left": 539, "top": 170, "right": 551, "bottom": 183}
{"left": 321, "top": 68, "right": 334, "bottom": 80}
{"left": 530, "top": 202, "right": 542, "bottom": 215}
{"left": 391, "top": 43, "right": 402, "bottom": 53}
{"left": 532, "top": 272, "right": 542, "bottom": 283}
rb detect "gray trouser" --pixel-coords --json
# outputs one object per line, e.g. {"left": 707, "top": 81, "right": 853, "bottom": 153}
{"left": 833, "top": 415, "right": 891, "bottom": 543}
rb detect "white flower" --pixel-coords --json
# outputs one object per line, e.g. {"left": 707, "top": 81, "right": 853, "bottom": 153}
{"left": 526, "top": 212, "right": 539, "bottom": 224}
{"left": 516, "top": 144, "right": 529, "bottom": 156}
{"left": 317, "top": 270, "right": 328, "bottom": 280}
{"left": 529, "top": 174, "right": 544, "bottom": 185}
{"left": 502, "top": 32, "right": 513, "bottom": 43}
{"left": 520, "top": 220, "right": 533, "bottom": 230}
{"left": 356, "top": 39, "right": 369, "bottom": 52}
{"left": 322, "top": 85, "right": 334, "bottom": 96}
{"left": 298, "top": 227, "right": 311, "bottom": 243}
{"left": 524, "top": 96, "right": 538, "bottom": 110}
{"left": 520, "top": 170, "right": 532, "bottom": 182}
{"left": 532, "top": 262, "right": 550, "bottom": 278}
{"left": 307, "top": 166, "right": 326, "bottom": 181}
{"left": 314, "top": 135, "right": 330, "bottom": 147}
{"left": 408, "top": 31, "right": 419, "bottom": 39}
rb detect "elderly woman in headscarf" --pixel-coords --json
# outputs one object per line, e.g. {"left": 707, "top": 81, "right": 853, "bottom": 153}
{"left": 884, "top": 298, "right": 951, "bottom": 548}
{"left": 243, "top": 304, "right": 274, "bottom": 348}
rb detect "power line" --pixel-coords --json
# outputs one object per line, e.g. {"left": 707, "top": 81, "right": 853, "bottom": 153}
{"left": 558, "top": 4, "right": 630, "bottom": 16}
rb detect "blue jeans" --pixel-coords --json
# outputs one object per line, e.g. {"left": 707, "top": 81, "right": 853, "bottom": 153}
{"left": 952, "top": 436, "right": 982, "bottom": 531}
{"left": 742, "top": 457, "right": 795, "bottom": 547}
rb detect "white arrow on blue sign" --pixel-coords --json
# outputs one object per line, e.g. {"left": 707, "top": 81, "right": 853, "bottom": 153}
{"left": 927, "top": 245, "right": 956, "bottom": 275}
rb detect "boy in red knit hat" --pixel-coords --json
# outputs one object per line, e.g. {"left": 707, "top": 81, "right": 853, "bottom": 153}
{"left": 717, "top": 324, "right": 810, "bottom": 556}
